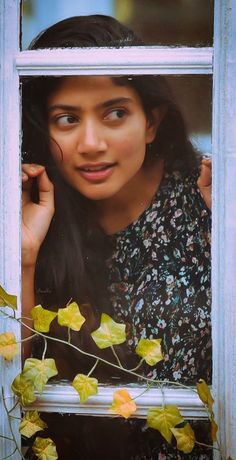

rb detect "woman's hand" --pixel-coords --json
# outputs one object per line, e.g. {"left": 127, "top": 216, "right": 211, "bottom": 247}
{"left": 197, "top": 158, "right": 212, "bottom": 210}
{"left": 22, "top": 164, "right": 55, "bottom": 268}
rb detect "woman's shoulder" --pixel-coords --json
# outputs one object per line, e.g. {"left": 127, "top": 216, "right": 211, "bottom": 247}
{"left": 155, "top": 167, "right": 211, "bottom": 225}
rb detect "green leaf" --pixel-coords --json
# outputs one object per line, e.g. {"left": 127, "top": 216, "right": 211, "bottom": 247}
{"left": 22, "top": 358, "right": 58, "bottom": 393}
{"left": 20, "top": 411, "right": 47, "bottom": 438}
{"left": 31, "top": 305, "right": 57, "bottom": 333}
{"left": 72, "top": 374, "right": 98, "bottom": 403}
{"left": 109, "top": 389, "right": 137, "bottom": 419}
{"left": 32, "top": 437, "right": 58, "bottom": 460}
{"left": 0, "top": 332, "right": 19, "bottom": 361}
{"left": 135, "top": 338, "right": 163, "bottom": 366}
{"left": 58, "top": 302, "right": 85, "bottom": 331}
{"left": 11, "top": 373, "right": 36, "bottom": 406}
{"left": 171, "top": 423, "right": 195, "bottom": 454}
{"left": 91, "top": 313, "right": 126, "bottom": 349}
{"left": 147, "top": 405, "right": 184, "bottom": 444}
{"left": 196, "top": 379, "right": 214, "bottom": 412}
{"left": 0, "top": 284, "right": 17, "bottom": 309}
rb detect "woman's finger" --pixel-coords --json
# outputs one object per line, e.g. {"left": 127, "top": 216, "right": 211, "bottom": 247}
{"left": 197, "top": 160, "right": 212, "bottom": 209}
{"left": 36, "top": 168, "right": 54, "bottom": 212}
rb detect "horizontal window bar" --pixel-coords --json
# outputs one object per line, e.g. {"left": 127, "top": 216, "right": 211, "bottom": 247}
{"left": 16, "top": 47, "right": 213, "bottom": 76}
{"left": 21, "top": 384, "right": 207, "bottom": 419}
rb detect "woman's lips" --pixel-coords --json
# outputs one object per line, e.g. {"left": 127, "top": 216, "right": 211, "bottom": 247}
{"left": 77, "top": 163, "right": 116, "bottom": 182}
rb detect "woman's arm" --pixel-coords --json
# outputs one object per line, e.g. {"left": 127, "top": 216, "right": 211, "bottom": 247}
{"left": 21, "top": 164, "right": 55, "bottom": 357}
{"left": 197, "top": 158, "right": 212, "bottom": 210}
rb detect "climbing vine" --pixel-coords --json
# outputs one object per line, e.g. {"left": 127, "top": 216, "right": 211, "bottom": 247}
{"left": 0, "top": 284, "right": 233, "bottom": 459}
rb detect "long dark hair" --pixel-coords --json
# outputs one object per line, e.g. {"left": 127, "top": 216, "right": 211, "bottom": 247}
{"left": 22, "top": 16, "right": 201, "bottom": 371}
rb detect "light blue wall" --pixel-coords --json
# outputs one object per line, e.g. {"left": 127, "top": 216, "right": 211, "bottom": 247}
{"left": 22, "top": 0, "right": 114, "bottom": 49}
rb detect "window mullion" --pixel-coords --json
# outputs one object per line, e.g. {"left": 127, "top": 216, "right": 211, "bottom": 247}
{"left": 16, "top": 47, "right": 213, "bottom": 76}
{"left": 26, "top": 385, "right": 207, "bottom": 419}
{"left": 0, "top": 1, "right": 21, "bottom": 459}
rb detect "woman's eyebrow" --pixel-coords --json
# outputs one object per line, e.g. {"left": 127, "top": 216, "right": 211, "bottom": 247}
{"left": 48, "top": 97, "right": 133, "bottom": 113}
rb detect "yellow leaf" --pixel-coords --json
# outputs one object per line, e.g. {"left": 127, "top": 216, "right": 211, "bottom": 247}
{"left": 22, "top": 358, "right": 58, "bottom": 393}
{"left": 31, "top": 305, "right": 57, "bottom": 333}
{"left": 171, "top": 423, "right": 195, "bottom": 454}
{"left": 0, "top": 332, "right": 19, "bottom": 361}
{"left": 0, "top": 284, "right": 17, "bottom": 309}
{"left": 211, "top": 418, "right": 218, "bottom": 442}
{"left": 109, "top": 389, "right": 137, "bottom": 419}
{"left": 32, "top": 437, "right": 58, "bottom": 460}
{"left": 196, "top": 379, "right": 214, "bottom": 412}
{"left": 91, "top": 313, "right": 126, "bottom": 349}
{"left": 135, "top": 338, "right": 163, "bottom": 366}
{"left": 20, "top": 411, "right": 47, "bottom": 438}
{"left": 147, "top": 405, "right": 184, "bottom": 444}
{"left": 72, "top": 374, "right": 98, "bottom": 403}
{"left": 58, "top": 302, "right": 85, "bottom": 331}
{"left": 11, "top": 373, "right": 36, "bottom": 406}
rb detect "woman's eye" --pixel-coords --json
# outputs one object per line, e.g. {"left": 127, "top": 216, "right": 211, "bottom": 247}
{"left": 104, "top": 109, "right": 126, "bottom": 121}
{"left": 55, "top": 115, "right": 78, "bottom": 126}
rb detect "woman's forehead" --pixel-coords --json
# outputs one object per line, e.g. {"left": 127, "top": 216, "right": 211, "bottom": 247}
{"left": 47, "top": 76, "right": 140, "bottom": 105}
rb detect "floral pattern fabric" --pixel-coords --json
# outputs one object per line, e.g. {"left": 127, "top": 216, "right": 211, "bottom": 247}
{"left": 101, "top": 169, "right": 212, "bottom": 459}
{"left": 106, "top": 169, "right": 212, "bottom": 385}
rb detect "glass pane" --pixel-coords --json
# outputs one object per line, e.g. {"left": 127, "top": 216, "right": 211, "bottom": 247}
{"left": 23, "top": 413, "right": 213, "bottom": 459}
{"left": 21, "top": 0, "right": 214, "bottom": 49}
{"left": 21, "top": 74, "right": 212, "bottom": 387}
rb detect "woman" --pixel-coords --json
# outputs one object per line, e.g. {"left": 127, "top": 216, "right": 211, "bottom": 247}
{"left": 22, "top": 15, "right": 212, "bottom": 459}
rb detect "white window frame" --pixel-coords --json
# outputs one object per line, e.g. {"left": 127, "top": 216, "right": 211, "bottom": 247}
{"left": 0, "top": 0, "right": 236, "bottom": 458}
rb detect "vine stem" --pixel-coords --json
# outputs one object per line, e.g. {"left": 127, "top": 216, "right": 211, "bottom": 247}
{"left": 111, "top": 345, "right": 123, "bottom": 368}
{"left": 16, "top": 333, "right": 37, "bottom": 344}
{"left": 1, "top": 388, "right": 26, "bottom": 460}
{"left": 68, "top": 327, "right": 71, "bottom": 343}
{"left": 9, "top": 314, "right": 197, "bottom": 392}
{"left": 0, "top": 435, "right": 14, "bottom": 441}
{"left": 195, "top": 441, "right": 221, "bottom": 452}
{"left": 128, "top": 358, "right": 144, "bottom": 372}
{"left": 132, "top": 383, "right": 155, "bottom": 401}
{"left": 8, "top": 400, "right": 19, "bottom": 414}
{"left": 87, "top": 359, "right": 99, "bottom": 377}
{"left": 41, "top": 336, "right": 48, "bottom": 360}
{"left": 0, "top": 447, "right": 17, "bottom": 460}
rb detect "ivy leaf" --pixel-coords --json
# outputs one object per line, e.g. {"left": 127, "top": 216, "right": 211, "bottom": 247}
{"left": 135, "top": 338, "right": 163, "bottom": 366}
{"left": 211, "top": 418, "right": 218, "bottom": 442}
{"left": 72, "top": 373, "right": 98, "bottom": 403}
{"left": 171, "top": 423, "right": 196, "bottom": 454}
{"left": 11, "top": 373, "right": 36, "bottom": 406}
{"left": 91, "top": 313, "right": 126, "bottom": 349}
{"left": 196, "top": 379, "right": 214, "bottom": 412}
{"left": 0, "top": 332, "right": 19, "bottom": 361}
{"left": 31, "top": 305, "right": 57, "bottom": 333}
{"left": 32, "top": 437, "right": 58, "bottom": 460}
{"left": 58, "top": 302, "right": 86, "bottom": 331}
{"left": 109, "top": 389, "right": 137, "bottom": 419}
{"left": 20, "top": 411, "right": 48, "bottom": 438}
{"left": 0, "top": 284, "right": 17, "bottom": 309}
{"left": 147, "top": 405, "right": 184, "bottom": 444}
{"left": 22, "top": 358, "right": 58, "bottom": 393}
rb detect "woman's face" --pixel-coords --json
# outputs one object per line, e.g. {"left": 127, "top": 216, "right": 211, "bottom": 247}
{"left": 47, "top": 76, "right": 160, "bottom": 201}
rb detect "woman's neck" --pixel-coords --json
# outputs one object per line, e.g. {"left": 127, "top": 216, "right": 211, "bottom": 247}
{"left": 94, "top": 158, "right": 164, "bottom": 235}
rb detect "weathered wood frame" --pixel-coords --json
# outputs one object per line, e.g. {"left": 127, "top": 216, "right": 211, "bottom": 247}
{"left": 0, "top": 0, "right": 236, "bottom": 458}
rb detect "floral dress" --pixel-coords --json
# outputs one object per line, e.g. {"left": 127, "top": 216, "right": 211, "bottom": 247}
{"left": 106, "top": 169, "right": 212, "bottom": 385}
{"left": 97, "top": 168, "right": 212, "bottom": 459}
{"left": 31, "top": 169, "right": 212, "bottom": 460}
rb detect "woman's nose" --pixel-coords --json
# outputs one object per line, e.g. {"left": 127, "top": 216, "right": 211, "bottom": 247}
{"left": 77, "top": 120, "right": 107, "bottom": 155}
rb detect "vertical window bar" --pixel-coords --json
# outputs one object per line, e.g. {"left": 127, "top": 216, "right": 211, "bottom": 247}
{"left": 212, "top": 0, "right": 236, "bottom": 457}
{"left": 0, "top": 1, "right": 21, "bottom": 458}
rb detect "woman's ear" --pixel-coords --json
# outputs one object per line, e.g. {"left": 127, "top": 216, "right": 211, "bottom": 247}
{"left": 145, "top": 106, "right": 167, "bottom": 143}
